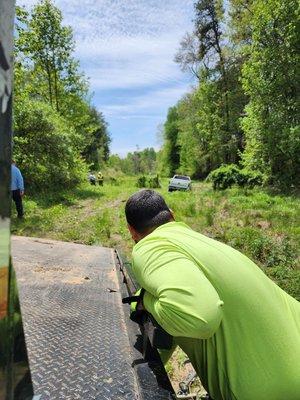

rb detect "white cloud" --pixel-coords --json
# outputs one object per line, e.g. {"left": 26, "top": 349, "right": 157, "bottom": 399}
{"left": 16, "top": 0, "right": 195, "bottom": 152}
{"left": 18, "top": 0, "right": 194, "bottom": 90}
{"left": 76, "top": 33, "right": 188, "bottom": 90}
{"left": 99, "top": 84, "right": 190, "bottom": 117}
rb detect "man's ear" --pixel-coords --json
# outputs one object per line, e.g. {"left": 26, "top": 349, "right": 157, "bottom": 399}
{"left": 128, "top": 224, "right": 140, "bottom": 242}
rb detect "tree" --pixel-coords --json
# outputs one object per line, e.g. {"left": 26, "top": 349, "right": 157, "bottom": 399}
{"left": 159, "top": 107, "right": 181, "bottom": 176}
{"left": 13, "top": 98, "right": 86, "bottom": 189}
{"left": 81, "top": 107, "right": 110, "bottom": 169}
{"left": 13, "top": 1, "right": 111, "bottom": 189}
{"left": 241, "top": 0, "right": 300, "bottom": 187}
{"left": 194, "top": 0, "right": 230, "bottom": 133}
{"left": 228, "top": 0, "right": 254, "bottom": 47}
{"left": 108, "top": 148, "right": 157, "bottom": 176}
{"left": 174, "top": 33, "right": 201, "bottom": 79}
{"left": 16, "top": 1, "right": 80, "bottom": 112}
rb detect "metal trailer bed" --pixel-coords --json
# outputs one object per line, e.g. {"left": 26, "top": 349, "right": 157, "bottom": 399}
{"left": 12, "top": 236, "right": 175, "bottom": 400}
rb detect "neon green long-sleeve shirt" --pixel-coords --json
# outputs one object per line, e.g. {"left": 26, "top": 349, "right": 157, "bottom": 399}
{"left": 132, "top": 222, "right": 300, "bottom": 400}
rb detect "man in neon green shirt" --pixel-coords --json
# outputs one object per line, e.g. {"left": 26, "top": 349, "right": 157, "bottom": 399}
{"left": 125, "top": 189, "right": 300, "bottom": 400}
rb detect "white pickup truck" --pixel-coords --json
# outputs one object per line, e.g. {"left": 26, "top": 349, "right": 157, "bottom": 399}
{"left": 168, "top": 175, "right": 192, "bottom": 192}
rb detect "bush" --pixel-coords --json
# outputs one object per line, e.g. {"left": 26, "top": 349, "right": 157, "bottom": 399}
{"left": 148, "top": 175, "right": 161, "bottom": 189}
{"left": 207, "top": 164, "right": 263, "bottom": 190}
{"left": 207, "top": 164, "right": 240, "bottom": 190}
{"left": 136, "top": 175, "right": 161, "bottom": 189}
{"left": 228, "top": 227, "right": 296, "bottom": 269}
{"left": 13, "top": 99, "right": 87, "bottom": 190}
{"left": 136, "top": 176, "right": 147, "bottom": 188}
{"left": 236, "top": 169, "right": 263, "bottom": 188}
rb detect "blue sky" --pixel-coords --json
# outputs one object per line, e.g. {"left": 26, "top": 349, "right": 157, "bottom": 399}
{"left": 18, "top": 0, "right": 196, "bottom": 155}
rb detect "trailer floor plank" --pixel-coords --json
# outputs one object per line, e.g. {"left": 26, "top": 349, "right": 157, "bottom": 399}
{"left": 12, "top": 236, "right": 140, "bottom": 400}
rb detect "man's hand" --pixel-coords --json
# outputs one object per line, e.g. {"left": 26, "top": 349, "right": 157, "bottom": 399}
{"left": 20, "top": 191, "right": 24, "bottom": 196}
{"left": 130, "top": 288, "right": 146, "bottom": 324}
{"left": 136, "top": 298, "right": 145, "bottom": 311}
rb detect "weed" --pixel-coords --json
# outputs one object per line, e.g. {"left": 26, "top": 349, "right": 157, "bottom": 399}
{"left": 11, "top": 179, "right": 300, "bottom": 299}
{"left": 204, "top": 207, "right": 216, "bottom": 226}
{"left": 184, "top": 201, "right": 197, "bottom": 217}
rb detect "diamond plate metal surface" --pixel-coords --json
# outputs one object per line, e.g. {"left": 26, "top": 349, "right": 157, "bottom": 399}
{"left": 12, "top": 236, "right": 140, "bottom": 400}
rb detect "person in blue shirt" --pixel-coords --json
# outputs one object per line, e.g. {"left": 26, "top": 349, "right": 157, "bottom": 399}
{"left": 11, "top": 160, "right": 24, "bottom": 218}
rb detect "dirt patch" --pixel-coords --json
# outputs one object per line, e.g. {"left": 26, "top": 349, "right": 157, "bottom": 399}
{"left": 70, "top": 198, "right": 124, "bottom": 219}
{"left": 257, "top": 220, "right": 271, "bottom": 229}
{"left": 107, "top": 269, "right": 119, "bottom": 290}
{"left": 34, "top": 265, "right": 72, "bottom": 273}
{"left": 108, "top": 250, "right": 120, "bottom": 290}
{"left": 33, "top": 264, "right": 91, "bottom": 285}
{"left": 62, "top": 276, "right": 90, "bottom": 285}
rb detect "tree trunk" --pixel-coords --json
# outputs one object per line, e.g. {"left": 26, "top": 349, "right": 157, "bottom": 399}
{"left": 45, "top": 61, "right": 53, "bottom": 107}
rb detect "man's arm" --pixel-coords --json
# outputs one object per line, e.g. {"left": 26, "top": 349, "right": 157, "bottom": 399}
{"left": 132, "top": 242, "right": 224, "bottom": 339}
{"left": 16, "top": 168, "right": 24, "bottom": 193}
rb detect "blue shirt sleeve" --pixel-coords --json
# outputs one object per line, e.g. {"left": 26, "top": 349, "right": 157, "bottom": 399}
{"left": 11, "top": 166, "right": 24, "bottom": 191}
{"left": 16, "top": 168, "right": 24, "bottom": 191}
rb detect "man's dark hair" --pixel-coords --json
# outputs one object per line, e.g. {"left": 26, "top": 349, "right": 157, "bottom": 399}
{"left": 125, "top": 189, "right": 173, "bottom": 233}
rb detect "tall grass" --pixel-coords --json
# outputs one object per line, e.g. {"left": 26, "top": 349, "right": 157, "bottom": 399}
{"left": 11, "top": 178, "right": 300, "bottom": 300}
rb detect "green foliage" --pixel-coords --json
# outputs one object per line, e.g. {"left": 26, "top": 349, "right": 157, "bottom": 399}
{"left": 266, "top": 265, "right": 300, "bottom": 301}
{"left": 14, "top": 99, "right": 87, "bottom": 189}
{"left": 13, "top": 0, "right": 110, "bottom": 189}
{"left": 235, "top": 168, "right": 263, "bottom": 188}
{"left": 161, "top": 0, "right": 299, "bottom": 190}
{"left": 109, "top": 148, "right": 157, "bottom": 176}
{"left": 241, "top": 0, "right": 300, "bottom": 188}
{"left": 159, "top": 107, "right": 181, "bottom": 176}
{"left": 207, "top": 164, "right": 240, "bottom": 190}
{"left": 207, "top": 164, "right": 263, "bottom": 190}
{"left": 148, "top": 175, "right": 161, "bottom": 189}
{"left": 136, "top": 175, "right": 161, "bottom": 189}
{"left": 81, "top": 107, "right": 110, "bottom": 169}
{"left": 136, "top": 176, "right": 147, "bottom": 188}
{"left": 16, "top": 0, "right": 76, "bottom": 111}
{"left": 227, "top": 227, "right": 296, "bottom": 269}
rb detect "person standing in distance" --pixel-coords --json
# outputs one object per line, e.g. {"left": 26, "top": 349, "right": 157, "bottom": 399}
{"left": 11, "top": 160, "right": 24, "bottom": 219}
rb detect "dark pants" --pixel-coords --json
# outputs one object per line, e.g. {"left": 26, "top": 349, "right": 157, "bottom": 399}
{"left": 12, "top": 189, "right": 24, "bottom": 218}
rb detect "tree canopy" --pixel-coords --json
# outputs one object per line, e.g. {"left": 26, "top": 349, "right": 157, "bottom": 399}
{"left": 160, "top": 0, "right": 299, "bottom": 189}
{"left": 14, "top": 0, "right": 110, "bottom": 189}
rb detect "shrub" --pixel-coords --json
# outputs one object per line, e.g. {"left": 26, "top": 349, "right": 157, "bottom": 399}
{"left": 136, "top": 176, "right": 147, "bottom": 188}
{"left": 207, "top": 164, "right": 240, "bottom": 190}
{"left": 148, "top": 175, "right": 161, "bottom": 189}
{"left": 136, "top": 175, "right": 161, "bottom": 188}
{"left": 236, "top": 169, "right": 263, "bottom": 188}
{"left": 13, "top": 99, "right": 87, "bottom": 190}
{"left": 207, "top": 164, "right": 263, "bottom": 190}
{"left": 228, "top": 227, "right": 296, "bottom": 269}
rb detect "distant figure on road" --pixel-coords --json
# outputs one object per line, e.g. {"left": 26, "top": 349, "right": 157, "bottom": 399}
{"left": 97, "top": 171, "right": 103, "bottom": 186}
{"left": 88, "top": 172, "right": 96, "bottom": 186}
{"left": 11, "top": 160, "right": 24, "bottom": 219}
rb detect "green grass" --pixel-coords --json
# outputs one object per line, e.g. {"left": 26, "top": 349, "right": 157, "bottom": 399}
{"left": 12, "top": 178, "right": 300, "bottom": 300}
{"left": 11, "top": 177, "right": 300, "bottom": 393}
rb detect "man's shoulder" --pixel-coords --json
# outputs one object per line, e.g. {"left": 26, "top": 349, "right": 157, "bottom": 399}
{"left": 132, "top": 223, "right": 190, "bottom": 256}
{"left": 12, "top": 165, "right": 20, "bottom": 173}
